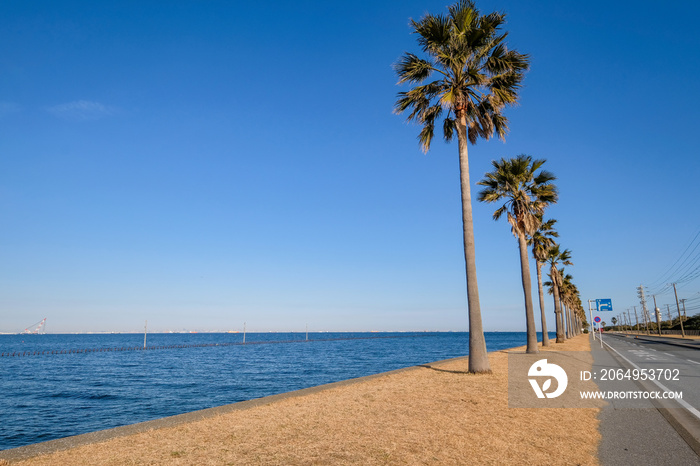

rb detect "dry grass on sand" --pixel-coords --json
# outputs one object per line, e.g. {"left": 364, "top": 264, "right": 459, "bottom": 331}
{"left": 10, "top": 334, "right": 599, "bottom": 465}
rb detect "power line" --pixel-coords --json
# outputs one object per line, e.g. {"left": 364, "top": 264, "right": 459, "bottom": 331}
{"left": 646, "top": 227, "right": 700, "bottom": 293}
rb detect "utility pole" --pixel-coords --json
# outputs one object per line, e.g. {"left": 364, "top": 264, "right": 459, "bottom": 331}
{"left": 672, "top": 283, "right": 686, "bottom": 338}
{"left": 680, "top": 299, "right": 687, "bottom": 321}
{"left": 637, "top": 285, "right": 651, "bottom": 335}
{"left": 666, "top": 305, "right": 672, "bottom": 328}
{"left": 634, "top": 307, "right": 640, "bottom": 334}
{"left": 652, "top": 295, "right": 662, "bottom": 336}
{"left": 626, "top": 309, "right": 632, "bottom": 334}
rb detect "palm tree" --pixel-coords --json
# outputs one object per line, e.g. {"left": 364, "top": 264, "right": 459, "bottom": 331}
{"left": 567, "top": 278, "right": 583, "bottom": 336}
{"left": 530, "top": 218, "right": 558, "bottom": 346}
{"left": 564, "top": 277, "right": 584, "bottom": 336}
{"left": 545, "top": 245, "right": 573, "bottom": 343}
{"left": 477, "top": 155, "right": 557, "bottom": 353}
{"left": 560, "top": 272, "right": 576, "bottom": 337}
{"left": 394, "top": 0, "right": 529, "bottom": 373}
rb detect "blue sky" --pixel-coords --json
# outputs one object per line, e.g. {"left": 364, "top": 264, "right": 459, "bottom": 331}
{"left": 1, "top": 0, "right": 699, "bottom": 334}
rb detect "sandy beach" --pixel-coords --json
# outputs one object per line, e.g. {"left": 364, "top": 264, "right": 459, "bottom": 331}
{"left": 3, "top": 334, "right": 599, "bottom": 465}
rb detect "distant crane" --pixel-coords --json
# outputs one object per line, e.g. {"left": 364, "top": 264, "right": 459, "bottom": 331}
{"left": 22, "top": 318, "right": 47, "bottom": 334}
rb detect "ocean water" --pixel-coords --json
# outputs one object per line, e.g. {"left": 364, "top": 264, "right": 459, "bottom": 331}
{"left": 0, "top": 331, "right": 550, "bottom": 451}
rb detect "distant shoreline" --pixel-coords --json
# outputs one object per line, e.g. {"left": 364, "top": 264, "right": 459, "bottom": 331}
{"left": 1, "top": 330, "right": 545, "bottom": 335}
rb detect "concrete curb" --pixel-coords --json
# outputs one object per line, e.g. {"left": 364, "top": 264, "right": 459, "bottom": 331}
{"left": 624, "top": 335, "right": 700, "bottom": 351}
{"left": 654, "top": 401, "right": 700, "bottom": 458}
{"left": 0, "top": 356, "right": 467, "bottom": 462}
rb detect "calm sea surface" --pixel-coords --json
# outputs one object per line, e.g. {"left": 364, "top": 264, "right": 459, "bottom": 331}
{"left": 0, "top": 331, "right": 551, "bottom": 451}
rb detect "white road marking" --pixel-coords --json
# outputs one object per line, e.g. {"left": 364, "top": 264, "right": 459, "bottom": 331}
{"left": 602, "top": 340, "right": 700, "bottom": 421}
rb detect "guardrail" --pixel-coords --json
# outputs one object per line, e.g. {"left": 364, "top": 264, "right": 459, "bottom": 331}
{"left": 661, "top": 329, "right": 700, "bottom": 336}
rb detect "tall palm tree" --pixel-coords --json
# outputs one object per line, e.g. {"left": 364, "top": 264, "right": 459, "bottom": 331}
{"left": 477, "top": 155, "right": 557, "bottom": 353}
{"left": 560, "top": 271, "right": 576, "bottom": 338}
{"left": 530, "top": 218, "right": 558, "bottom": 346}
{"left": 567, "top": 274, "right": 583, "bottom": 336}
{"left": 545, "top": 245, "right": 573, "bottom": 343}
{"left": 568, "top": 278, "right": 582, "bottom": 336}
{"left": 543, "top": 275, "right": 562, "bottom": 338}
{"left": 394, "top": 0, "right": 529, "bottom": 373}
{"left": 569, "top": 281, "right": 584, "bottom": 335}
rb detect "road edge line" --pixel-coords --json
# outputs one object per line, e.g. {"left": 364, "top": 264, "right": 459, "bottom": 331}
{"left": 601, "top": 337, "right": 700, "bottom": 456}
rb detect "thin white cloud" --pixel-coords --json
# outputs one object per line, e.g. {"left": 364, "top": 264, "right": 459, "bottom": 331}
{"left": 46, "top": 100, "right": 116, "bottom": 120}
{"left": 0, "top": 102, "right": 21, "bottom": 117}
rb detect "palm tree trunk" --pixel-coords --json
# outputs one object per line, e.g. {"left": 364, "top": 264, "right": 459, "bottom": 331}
{"left": 553, "top": 305, "right": 561, "bottom": 343}
{"left": 536, "top": 261, "right": 549, "bottom": 347}
{"left": 456, "top": 116, "right": 490, "bottom": 373}
{"left": 518, "top": 234, "right": 538, "bottom": 353}
{"left": 552, "top": 266, "right": 565, "bottom": 343}
{"left": 569, "top": 307, "right": 574, "bottom": 336}
{"left": 558, "top": 293, "right": 567, "bottom": 341}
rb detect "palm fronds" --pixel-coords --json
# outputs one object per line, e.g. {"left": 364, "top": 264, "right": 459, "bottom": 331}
{"left": 477, "top": 155, "right": 558, "bottom": 238}
{"left": 394, "top": 1, "right": 529, "bottom": 151}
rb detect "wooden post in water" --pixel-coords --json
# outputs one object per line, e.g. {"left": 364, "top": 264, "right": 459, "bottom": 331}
{"left": 144, "top": 320, "right": 147, "bottom": 349}
{"left": 243, "top": 322, "right": 246, "bottom": 344}
{"left": 306, "top": 324, "right": 308, "bottom": 341}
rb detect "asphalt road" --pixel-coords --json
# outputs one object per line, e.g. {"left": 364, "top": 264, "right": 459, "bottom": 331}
{"left": 600, "top": 333, "right": 700, "bottom": 415}
{"left": 592, "top": 333, "right": 700, "bottom": 465}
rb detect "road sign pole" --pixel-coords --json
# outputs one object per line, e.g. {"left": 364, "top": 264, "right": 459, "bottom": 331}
{"left": 593, "top": 298, "right": 613, "bottom": 347}
{"left": 588, "top": 300, "right": 595, "bottom": 341}
{"left": 592, "top": 312, "right": 603, "bottom": 348}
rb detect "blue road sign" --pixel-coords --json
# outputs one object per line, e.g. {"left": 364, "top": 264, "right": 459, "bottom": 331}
{"left": 594, "top": 316, "right": 601, "bottom": 323}
{"left": 596, "top": 299, "right": 613, "bottom": 312}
